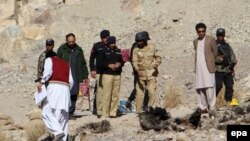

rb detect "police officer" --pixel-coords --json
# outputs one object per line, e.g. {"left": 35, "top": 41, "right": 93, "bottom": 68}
{"left": 36, "top": 38, "right": 57, "bottom": 83}
{"left": 89, "top": 30, "right": 110, "bottom": 117}
{"left": 132, "top": 31, "right": 162, "bottom": 113}
{"left": 99, "top": 36, "right": 124, "bottom": 118}
{"left": 215, "top": 28, "right": 237, "bottom": 103}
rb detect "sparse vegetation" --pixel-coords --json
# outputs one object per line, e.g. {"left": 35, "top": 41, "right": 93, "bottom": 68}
{"left": 216, "top": 84, "right": 243, "bottom": 109}
{"left": 164, "top": 84, "right": 181, "bottom": 109}
{"left": 216, "top": 86, "right": 227, "bottom": 108}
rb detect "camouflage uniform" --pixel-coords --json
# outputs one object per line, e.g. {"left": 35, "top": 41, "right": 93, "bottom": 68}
{"left": 37, "top": 51, "right": 47, "bottom": 81}
{"left": 37, "top": 51, "right": 57, "bottom": 82}
{"left": 132, "top": 43, "right": 162, "bottom": 112}
{"left": 215, "top": 40, "right": 237, "bottom": 101}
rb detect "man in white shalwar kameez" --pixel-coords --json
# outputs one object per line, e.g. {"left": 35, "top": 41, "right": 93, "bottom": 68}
{"left": 38, "top": 56, "right": 73, "bottom": 141}
{"left": 193, "top": 23, "right": 217, "bottom": 112}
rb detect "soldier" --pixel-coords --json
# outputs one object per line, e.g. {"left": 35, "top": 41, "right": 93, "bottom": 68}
{"left": 89, "top": 30, "right": 110, "bottom": 117}
{"left": 125, "top": 32, "right": 149, "bottom": 111}
{"left": 99, "top": 36, "right": 124, "bottom": 118}
{"left": 193, "top": 23, "right": 217, "bottom": 113}
{"left": 36, "top": 39, "right": 57, "bottom": 83}
{"left": 132, "top": 31, "right": 162, "bottom": 113}
{"left": 57, "top": 33, "right": 89, "bottom": 116}
{"left": 215, "top": 28, "right": 237, "bottom": 103}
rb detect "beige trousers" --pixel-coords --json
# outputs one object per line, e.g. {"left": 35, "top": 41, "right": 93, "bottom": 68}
{"left": 101, "top": 74, "right": 121, "bottom": 117}
{"left": 95, "top": 74, "right": 103, "bottom": 115}
{"left": 196, "top": 87, "right": 216, "bottom": 111}
{"left": 136, "top": 78, "right": 157, "bottom": 113}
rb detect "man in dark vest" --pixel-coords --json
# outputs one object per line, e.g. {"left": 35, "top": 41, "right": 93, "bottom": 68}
{"left": 37, "top": 56, "right": 73, "bottom": 141}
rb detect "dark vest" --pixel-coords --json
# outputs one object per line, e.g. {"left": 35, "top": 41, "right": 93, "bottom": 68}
{"left": 50, "top": 57, "right": 70, "bottom": 84}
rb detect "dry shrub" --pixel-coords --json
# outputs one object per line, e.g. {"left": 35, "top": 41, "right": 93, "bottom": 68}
{"left": 164, "top": 84, "right": 181, "bottom": 109}
{"left": 25, "top": 119, "right": 46, "bottom": 141}
{"left": 216, "top": 86, "right": 227, "bottom": 108}
{"left": 216, "top": 84, "right": 244, "bottom": 108}
{"left": 76, "top": 120, "right": 111, "bottom": 134}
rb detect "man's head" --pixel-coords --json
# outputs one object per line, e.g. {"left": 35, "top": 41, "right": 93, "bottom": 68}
{"left": 66, "top": 33, "right": 76, "bottom": 48}
{"left": 45, "top": 38, "right": 54, "bottom": 52}
{"left": 107, "top": 36, "right": 116, "bottom": 49}
{"left": 195, "top": 23, "right": 206, "bottom": 39}
{"left": 100, "top": 30, "right": 110, "bottom": 44}
{"left": 216, "top": 28, "right": 225, "bottom": 41}
{"left": 135, "top": 31, "right": 150, "bottom": 47}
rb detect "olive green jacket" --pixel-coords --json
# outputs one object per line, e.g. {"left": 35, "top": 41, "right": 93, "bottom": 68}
{"left": 57, "top": 43, "right": 89, "bottom": 82}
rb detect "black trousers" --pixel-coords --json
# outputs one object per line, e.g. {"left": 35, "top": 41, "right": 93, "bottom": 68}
{"left": 69, "top": 94, "right": 78, "bottom": 115}
{"left": 128, "top": 75, "right": 149, "bottom": 107}
{"left": 215, "top": 72, "right": 234, "bottom": 102}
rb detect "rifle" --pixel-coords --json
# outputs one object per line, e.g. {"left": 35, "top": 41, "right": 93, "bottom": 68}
{"left": 217, "top": 44, "right": 230, "bottom": 66}
{"left": 218, "top": 44, "right": 237, "bottom": 74}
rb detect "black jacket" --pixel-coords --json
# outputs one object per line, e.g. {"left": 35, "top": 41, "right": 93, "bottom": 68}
{"left": 216, "top": 40, "right": 237, "bottom": 69}
{"left": 99, "top": 47, "right": 125, "bottom": 75}
{"left": 89, "top": 42, "right": 107, "bottom": 74}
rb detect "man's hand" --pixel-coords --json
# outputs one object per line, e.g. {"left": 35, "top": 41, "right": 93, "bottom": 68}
{"left": 108, "top": 64, "right": 117, "bottom": 70}
{"left": 116, "top": 62, "right": 121, "bottom": 68}
{"left": 37, "top": 82, "right": 42, "bottom": 92}
{"left": 91, "top": 71, "right": 96, "bottom": 78}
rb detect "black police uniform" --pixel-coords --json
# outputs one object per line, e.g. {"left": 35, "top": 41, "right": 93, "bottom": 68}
{"left": 99, "top": 47, "right": 124, "bottom": 75}
{"left": 89, "top": 42, "right": 107, "bottom": 114}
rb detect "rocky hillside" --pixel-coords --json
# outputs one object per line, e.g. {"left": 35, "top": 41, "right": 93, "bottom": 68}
{"left": 1, "top": 0, "right": 250, "bottom": 140}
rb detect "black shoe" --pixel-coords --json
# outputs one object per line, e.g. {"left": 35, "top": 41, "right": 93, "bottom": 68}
{"left": 97, "top": 115, "right": 102, "bottom": 118}
{"left": 109, "top": 116, "right": 116, "bottom": 118}
{"left": 53, "top": 133, "right": 65, "bottom": 141}
{"left": 125, "top": 101, "right": 132, "bottom": 111}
